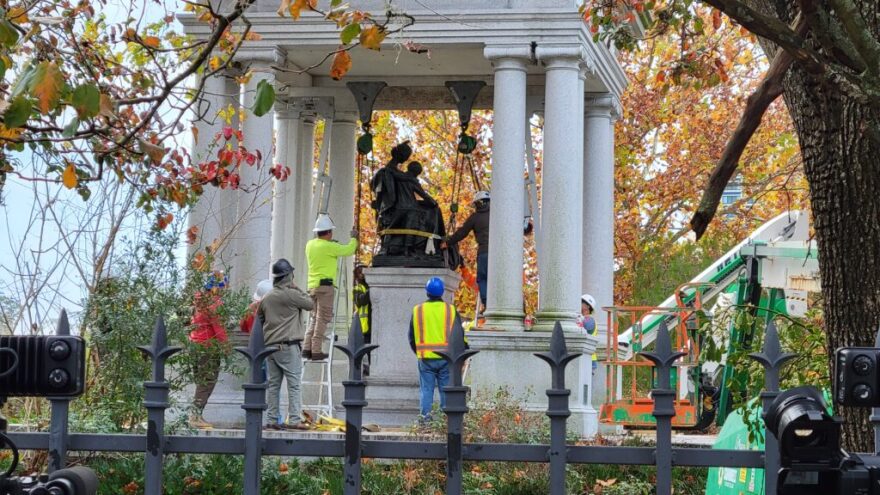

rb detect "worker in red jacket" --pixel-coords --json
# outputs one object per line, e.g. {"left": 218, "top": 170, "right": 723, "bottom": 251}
{"left": 188, "top": 272, "right": 229, "bottom": 429}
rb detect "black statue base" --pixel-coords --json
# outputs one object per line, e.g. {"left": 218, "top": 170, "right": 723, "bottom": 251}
{"left": 371, "top": 254, "right": 448, "bottom": 268}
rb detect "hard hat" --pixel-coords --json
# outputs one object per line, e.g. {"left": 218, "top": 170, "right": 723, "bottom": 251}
{"left": 581, "top": 293, "right": 597, "bottom": 311}
{"left": 313, "top": 214, "right": 335, "bottom": 232}
{"left": 272, "top": 259, "right": 294, "bottom": 278}
{"left": 253, "top": 279, "right": 272, "bottom": 301}
{"left": 425, "top": 277, "right": 444, "bottom": 297}
{"left": 474, "top": 191, "right": 490, "bottom": 203}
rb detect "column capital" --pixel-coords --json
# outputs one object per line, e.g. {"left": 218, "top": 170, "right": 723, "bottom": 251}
{"left": 484, "top": 44, "right": 532, "bottom": 71}
{"left": 536, "top": 44, "right": 587, "bottom": 70}
{"left": 235, "top": 46, "right": 286, "bottom": 68}
{"left": 584, "top": 93, "right": 622, "bottom": 121}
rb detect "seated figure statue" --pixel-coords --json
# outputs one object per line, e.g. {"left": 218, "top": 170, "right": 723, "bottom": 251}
{"left": 369, "top": 143, "right": 452, "bottom": 268}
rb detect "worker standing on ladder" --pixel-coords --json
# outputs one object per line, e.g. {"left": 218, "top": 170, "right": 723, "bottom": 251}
{"left": 409, "top": 277, "right": 459, "bottom": 423}
{"left": 304, "top": 214, "right": 358, "bottom": 361}
{"left": 352, "top": 263, "right": 372, "bottom": 374}
{"left": 259, "top": 259, "right": 314, "bottom": 431}
{"left": 445, "top": 191, "right": 491, "bottom": 312}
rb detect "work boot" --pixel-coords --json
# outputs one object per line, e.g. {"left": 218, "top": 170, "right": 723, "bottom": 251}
{"left": 286, "top": 421, "right": 311, "bottom": 431}
{"left": 301, "top": 349, "right": 312, "bottom": 360}
{"left": 188, "top": 413, "right": 213, "bottom": 429}
{"left": 310, "top": 351, "right": 329, "bottom": 361}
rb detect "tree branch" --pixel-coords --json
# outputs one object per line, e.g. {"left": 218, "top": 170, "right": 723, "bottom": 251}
{"left": 826, "top": 0, "right": 880, "bottom": 79}
{"left": 690, "top": 44, "right": 794, "bottom": 239}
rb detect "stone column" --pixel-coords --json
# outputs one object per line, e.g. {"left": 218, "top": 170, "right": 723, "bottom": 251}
{"left": 293, "top": 113, "right": 317, "bottom": 277}
{"left": 583, "top": 93, "right": 620, "bottom": 412}
{"left": 327, "top": 111, "right": 358, "bottom": 326}
{"left": 188, "top": 72, "right": 236, "bottom": 263}
{"left": 482, "top": 45, "right": 532, "bottom": 331}
{"left": 270, "top": 104, "right": 301, "bottom": 264}
{"left": 233, "top": 48, "right": 284, "bottom": 292}
{"left": 534, "top": 45, "right": 586, "bottom": 332}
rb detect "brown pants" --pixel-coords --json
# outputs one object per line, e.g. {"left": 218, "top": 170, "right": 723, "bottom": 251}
{"left": 304, "top": 286, "right": 335, "bottom": 353}
{"left": 193, "top": 351, "right": 221, "bottom": 410}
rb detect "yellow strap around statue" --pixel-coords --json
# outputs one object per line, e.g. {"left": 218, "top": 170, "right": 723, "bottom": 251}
{"left": 378, "top": 228, "right": 442, "bottom": 240}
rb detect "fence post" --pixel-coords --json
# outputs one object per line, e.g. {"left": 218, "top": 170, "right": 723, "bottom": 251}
{"left": 234, "top": 314, "right": 277, "bottom": 495}
{"left": 534, "top": 322, "right": 580, "bottom": 495}
{"left": 748, "top": 319, "right": 795, "bottom": 495}
{"left": 47, "top": 310, "right": 72, "bottom": 473}
{"left": 335, "top": 316, "right": 379, "bottom": 495}
{"left": 137, "top": 316, "right": 181, "bottom": 495}
{"left": 639, "top": 322, "right": 685, "bottom": 495}
{"left": 437, "top": 316, "right": 478, "bottom": 495}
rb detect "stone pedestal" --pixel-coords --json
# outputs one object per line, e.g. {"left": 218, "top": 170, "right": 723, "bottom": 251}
{"left": 465, "top": 330, "right": 599, "bottom": 437}
{"left": 362, "top": 267, "right": 461, "bottom": 426}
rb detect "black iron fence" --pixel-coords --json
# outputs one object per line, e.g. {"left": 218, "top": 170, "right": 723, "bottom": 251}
{"left": 6, "top": 311, "right": 798, "bottom": 495}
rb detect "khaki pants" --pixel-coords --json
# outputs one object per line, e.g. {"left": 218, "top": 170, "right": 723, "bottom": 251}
{"left": 193, "top": 351, "right": 221, "bottom": 410}
{"left": 305, "top": 285, "right": 335, "bottom": 353}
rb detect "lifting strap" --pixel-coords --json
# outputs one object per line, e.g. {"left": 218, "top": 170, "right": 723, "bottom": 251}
{"left": 314, "top": 119, "right": 334, "bottom": 216}
{"left": 445, "top": 81, "right": 486, "bottom": 233}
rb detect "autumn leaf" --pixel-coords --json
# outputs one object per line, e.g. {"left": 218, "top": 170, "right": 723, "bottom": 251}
{"left": 99, "top": 93, "right": 115, "bottom": 118}
{"left": 330, "top": 50, "right": 352, "bottom": 80}
{"left": 191, "top": 125, "right": 199, "bottom": 145}
{"left": 359, "top": 25, "right": 386, "bottom": 50}
{"left": 186, "top": 226, "right": 199, "bottom": 245}
{"left": 28, "top": 61, "right": 64, "bottom": 114}
{"left": 142, "top": 36, "right": 161, "bottom": 49}
{"left": 155, "top": 212, "right": 174, "bottom": 230}
{"left": 62, "top": 163, "right": 78, "bottom": 189}
{"left": 289, "top": 0, "right": 316, "bottom": 20}
{"left": 138, "top": 139, "right": 166, "bottom": 164}
{"left": 712, "top": 9, "right": 722, "bottom": 30}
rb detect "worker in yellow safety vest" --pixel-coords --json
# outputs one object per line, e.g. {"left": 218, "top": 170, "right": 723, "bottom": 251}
{"left": 352, "top": 263, "right": 371, "bottom": 374}
{"left": 408, "top": 276, "right": 458, "bottom": 421}
{"left": 577, "top": 293, "right": 599, "bottom": 369}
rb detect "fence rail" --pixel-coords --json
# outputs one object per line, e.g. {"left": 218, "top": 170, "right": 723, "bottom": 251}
{"left": 6, "top": 311, "right": 793, "bottom": 495}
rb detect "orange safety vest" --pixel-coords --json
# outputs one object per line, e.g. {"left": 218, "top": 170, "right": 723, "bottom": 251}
{"left": 412, "top": 301, "right": 457, "bottom": 359}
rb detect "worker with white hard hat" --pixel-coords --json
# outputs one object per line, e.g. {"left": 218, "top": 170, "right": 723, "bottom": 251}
{"left": 577, "top": 293, "right": 599, "bottom": 368}
{"left": 303, "top": 214, "right": 358, "bottom": 361}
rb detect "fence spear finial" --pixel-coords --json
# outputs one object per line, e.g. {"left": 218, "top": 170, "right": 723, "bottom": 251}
{"left": 335, "top": 315, "right": 379, "bottom": 381}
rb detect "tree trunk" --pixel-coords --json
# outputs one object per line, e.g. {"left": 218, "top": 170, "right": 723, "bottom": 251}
{"left": 745, "top": 0, "right": 880, "bottom": 454}
{"left": 782, "top": 58, "right": 880, "bottom": 454}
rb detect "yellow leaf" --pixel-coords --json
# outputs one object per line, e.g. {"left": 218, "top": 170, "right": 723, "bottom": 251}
{"left": 62, "top": 163, "right": 78, "bottom": 189}
{"left": 138, "top": 139, "right": 166, "bottom": 164}
{"left": 596, "top": 478, "right": 617, "bottom": 487}
{"left": 244, "top": 31, "right": 262, "bottom": 41}
{"left": 0, "top": 123, "right": 22, "bottom": 140}
{"left": 197, "top": 10, "right": 213, "bottom": 22}
{"left": 142, "top": 36, "right": 161, "bottom": 49}
{"left": 7, "top": 7, "right": 29, "bottom": 24}
{"left": 209, "top": 55, "right": 222, "bottom": 71}
{"left": 30, "top": 61, "right": 64, "bottom": 114}
{"left": 289, "top": 0, "right": 316, "bottom": 20}
{"left": 329, "top": 50, "right": 352, "bottom": 80}
{"left": 276, "top": 0, "right": 291, "bottom": 16}
{"left": 359, "top": 25, "right": 386, "bottom": 50}
{"left": 99, "top": 94, "right": 115, "bottom": 118}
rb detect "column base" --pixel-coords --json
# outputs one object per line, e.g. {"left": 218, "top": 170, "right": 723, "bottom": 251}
{"left": 482, "top": 308, "right": 525, "bottom": 331}
{"left": 465, "top": 330, "right": 598, "bottom": 437}
{"left": 533, "top": 310, "right": 579, "bottom": 332}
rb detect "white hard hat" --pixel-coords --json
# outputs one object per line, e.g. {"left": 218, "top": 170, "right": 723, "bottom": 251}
{"left": 581, "top": 293, "right": 597, "bottom": 311}
{"left": 253, "top": 279, "right": 272, "bottom": 301}
{"left": 313, "top": 214, "right": 336, "bottom": 232}
{"left": 474, "top": 191, "right": 490, "bottom": 203}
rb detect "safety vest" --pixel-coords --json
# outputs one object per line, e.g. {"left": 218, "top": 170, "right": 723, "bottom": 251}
{"left": 412, "top": 301, "right": 457, "bottom": 359}
{"left": 353, "top": 283, "right": 370, "bottom": 334}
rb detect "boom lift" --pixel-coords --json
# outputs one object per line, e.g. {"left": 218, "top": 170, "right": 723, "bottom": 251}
{"left": 601, "top": 211, "right": 820, "bottom": 429}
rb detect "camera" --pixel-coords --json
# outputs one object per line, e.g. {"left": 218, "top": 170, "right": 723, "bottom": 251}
{"left": 1, "top": 335, "right": 95, "bottom": 494}
{"left": 0, "top": 336, "right": 86, "bottom": 397}
{"left": 765, "top": 379, "right": 880, "bottom": 494}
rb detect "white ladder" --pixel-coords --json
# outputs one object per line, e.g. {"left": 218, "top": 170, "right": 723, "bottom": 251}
{"left": 301, "top": 257, "right": 349, "bottom": 420}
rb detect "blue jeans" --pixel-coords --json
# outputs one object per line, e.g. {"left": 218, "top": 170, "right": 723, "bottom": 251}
{"left": 476, "top": 252, "right": 488, "bottom": 307}
{"left": 418, "top": 359, "right": 450, "bottom": 418}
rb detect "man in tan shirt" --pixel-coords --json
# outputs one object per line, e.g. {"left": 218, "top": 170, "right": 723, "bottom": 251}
{"left": 258, "top": 258, "right": 314, "bottom": 430}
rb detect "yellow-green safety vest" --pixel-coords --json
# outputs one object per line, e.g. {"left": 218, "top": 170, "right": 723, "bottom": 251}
{"left": 353, "top": 283, "right": 370, "bottom": 334}
{"left": 412, "top": 301, "right": 457, "bottom": 359}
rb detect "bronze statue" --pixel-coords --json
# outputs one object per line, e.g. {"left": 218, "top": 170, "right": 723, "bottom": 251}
{"left": 369, "top": 143, "right": 453, "bottom": 268}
